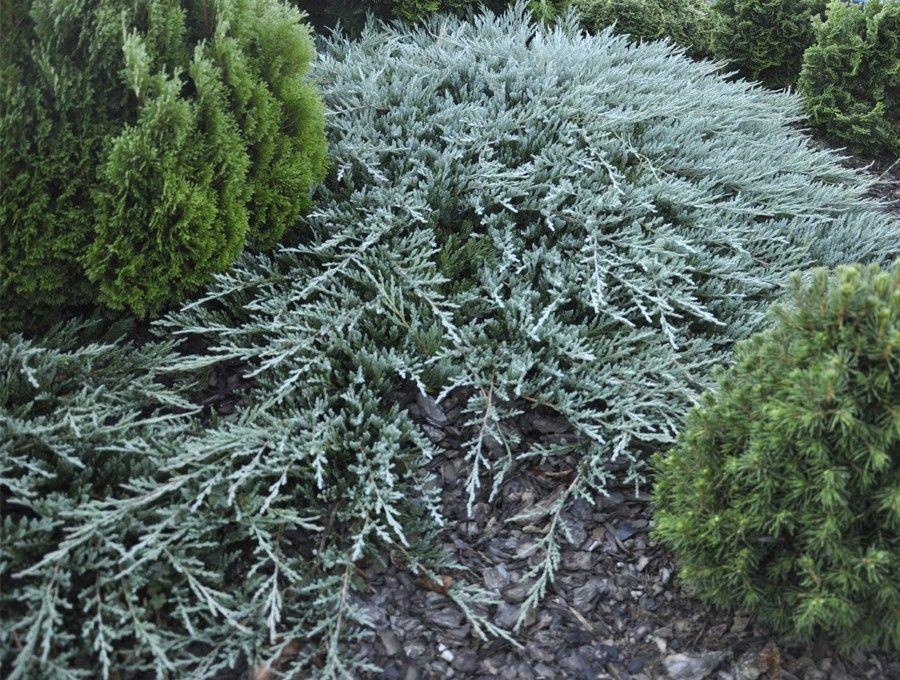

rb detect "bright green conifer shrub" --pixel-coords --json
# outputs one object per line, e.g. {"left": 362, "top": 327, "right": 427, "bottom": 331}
{"left": 575, "top": 0, "right": 712, "bottom": 55}
{"left": 0, "top": 0, "right": 327, "bottom": 326}
{"left": 799, "top": 0, "right": 900, "bottom": 157}
{"left": 653, "top": 261, "right": 900, "bottom": 652}
{"left": 2, "top": 5, "right": 898, "bottom": 677}
{"left": 710, "top": 0, "right": 828, "bottom": 86}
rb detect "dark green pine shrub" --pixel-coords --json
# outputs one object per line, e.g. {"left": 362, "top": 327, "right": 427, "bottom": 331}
{"left": 710, "top": 0, "right": 828, "bottom": 87}
{"left": 799, "top": 0, "right": 900, "bottom": 158}
{"left": 0, "top": 0, "right": 327, "bottom": 326}
{"left": 575, "top": 0, "right": 712, "bottom": 55}
{"left": 653, "top": 261, "right": 900, "bottom": 652}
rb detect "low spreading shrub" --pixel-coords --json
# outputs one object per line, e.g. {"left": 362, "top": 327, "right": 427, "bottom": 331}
{"left": 0, "top": 0, "right": 327, "bottom": 326}
{"left": 575, "top": 0, "right": 712, "bottom": 55}
{"left": 653, "top": 261, "right": 899, "bottom": 652}
{"left": 0, "top": 322, "right": 196, "bottom": 677}
{"left": 710, "top": 0, "right": 828, "bottom": 87}
{"left": 799, "top": 0, "right": 900, "bottom": 157}
{"left": 2, "top": 5, "right": 898, "bottom": 677}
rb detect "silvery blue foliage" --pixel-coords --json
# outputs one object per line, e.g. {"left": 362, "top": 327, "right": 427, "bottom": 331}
{"left": 2, "top": 4, "right": 897, "bottom": 677}
{"left": 164, "top": 0, "right": 897, "bottom": 639}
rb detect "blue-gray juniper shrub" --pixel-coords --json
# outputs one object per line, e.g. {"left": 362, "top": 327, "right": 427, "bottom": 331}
{"left": 2, "top": 4, "right": 898, "bottom": 677}
{"left": 653, "top": 261, "right": 899, "bottom": 652}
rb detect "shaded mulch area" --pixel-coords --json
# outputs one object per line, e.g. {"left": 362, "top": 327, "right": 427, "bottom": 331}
{"left": 346, "top": 386, "right": 899, "bottom": 680}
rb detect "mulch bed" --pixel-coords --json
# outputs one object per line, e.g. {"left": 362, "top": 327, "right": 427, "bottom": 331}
{"left": 344, "top": 385, "right": 899, "bottom": 680}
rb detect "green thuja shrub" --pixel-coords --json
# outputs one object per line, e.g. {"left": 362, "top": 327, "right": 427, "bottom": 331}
{"left": 799, "top": 0, "right": 900, "bottom": 157}
{"left": 0, "top": 0, "right": 327, "bottom": 327}
{"left": 653, "top": 261, "right": 900, "bottom": 652}
{"left": 710, "top": 0, "right": 828, "bottom": 87}
{"left": 575, "top": 0, "right": 712, "bottom": 55}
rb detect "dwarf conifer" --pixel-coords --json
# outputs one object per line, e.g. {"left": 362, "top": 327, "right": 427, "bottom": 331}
{"left": 654, "top": 261, "right": 900, "bottom": 652}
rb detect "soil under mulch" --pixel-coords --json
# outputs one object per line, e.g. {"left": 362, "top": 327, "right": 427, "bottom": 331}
{"left": 341, "top": 386, "right": 899, "bottom": 680}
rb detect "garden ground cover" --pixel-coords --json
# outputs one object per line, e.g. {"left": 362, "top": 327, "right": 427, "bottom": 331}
{"left": 2, "top": 5, "right": 898, "bottom": 678}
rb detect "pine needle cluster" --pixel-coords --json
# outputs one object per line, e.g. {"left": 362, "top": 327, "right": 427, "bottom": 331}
{"left": 653, "top": 261, "right": 899, "bottom": 652}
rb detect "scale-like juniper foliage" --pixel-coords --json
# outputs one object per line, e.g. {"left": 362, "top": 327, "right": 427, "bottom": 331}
{"left": 0, "top": 322, "right": 195, "bottom": 678}
{"left": 2, "top": 5, "right": 898, "bottom": 677}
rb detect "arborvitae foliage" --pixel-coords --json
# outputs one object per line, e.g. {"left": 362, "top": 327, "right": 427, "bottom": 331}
{"left": 710, "top": 0, "right": 828, "bottom": 87}
{"left": 575, "top": 0, "right": 712, "bottom": 55}
{"left": 799, "top": 0, "right": 900, "bottom": 157}
{"left": 653, "top": 261, "right": 900, "bottom": 652}
{"left": 2, "top": 5, "right": 898, "bottom": 677}
{"left": 0, "top": 0, "right": 327, "bottom": 326}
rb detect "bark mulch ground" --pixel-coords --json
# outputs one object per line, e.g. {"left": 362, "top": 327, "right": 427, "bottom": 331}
{"left": 346, "top": 385, "right": 899, "bottom": 680}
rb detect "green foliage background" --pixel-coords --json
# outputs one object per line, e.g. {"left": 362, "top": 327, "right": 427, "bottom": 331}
{"left": 799, "top": 0, "right": 900, "bottom": 157}
{"left": 710, "top": 0, "right": 828, "bottom": 87}
{"left": 0, "top": 0, "right": 327, "bottom": 326}
{"left": 654, "top": 261, "right": 899, "bottom": 652}
{"left": 297, "top": 0, "right": 487, "bottom": 31}
{"left": 575, "top": 0, "right": 712, "bottom": 55}
{"left": 295, "top": 0, "right": 566, "bottom": 32}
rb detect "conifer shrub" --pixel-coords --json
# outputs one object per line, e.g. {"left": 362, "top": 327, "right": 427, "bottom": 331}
{"left": 575, "top": 0, "right": 712, "bottom": 55}
{"left": 0, "top": 322, "right": 195, "bottom": 677}
{"left": 653, "top": 261, "right": 900, "bottom": 652}
{"left": 799, "top": 0, "right": 900, "bottom": 157}
{"left": 0, "top": 0, "right": 327, "bottom": 327}
{"left": 2, "top": 5, "right": 898, "bottom": 677}
{"left": 710, "top": 0, "right": 828, "bottom": 87}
